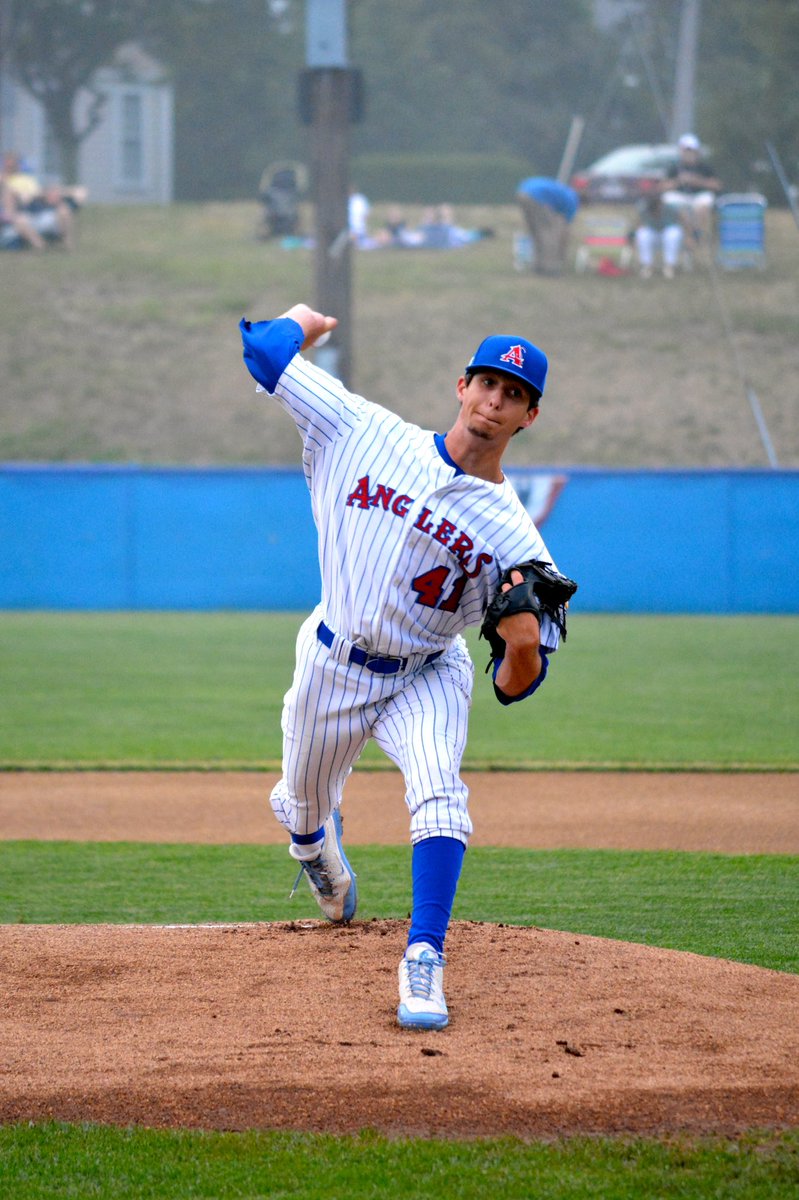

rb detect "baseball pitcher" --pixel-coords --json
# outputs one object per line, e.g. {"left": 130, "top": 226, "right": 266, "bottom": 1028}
{"left": 240, "top": 305, "right": 577, "bottom": 1030}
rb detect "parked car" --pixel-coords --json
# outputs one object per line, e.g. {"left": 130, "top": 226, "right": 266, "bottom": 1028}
{"left": 570, "top": 144, "right": 681, "bottom": 204}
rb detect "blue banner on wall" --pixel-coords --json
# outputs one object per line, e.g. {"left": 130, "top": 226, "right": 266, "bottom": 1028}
{"left": 1, "top": 464, "right": 797, "bottom": 613}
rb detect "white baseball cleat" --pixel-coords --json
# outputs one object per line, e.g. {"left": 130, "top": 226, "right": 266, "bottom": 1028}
{"left": 289, "top": 810, "right": 357, "bottom": 923}
{"left": 397, "top": 942, "right": 449, "bottom": 1030}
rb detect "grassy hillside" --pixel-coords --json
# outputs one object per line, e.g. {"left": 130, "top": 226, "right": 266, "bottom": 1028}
{"left": 0, "top": 201, "right": 796, "bottom": 468}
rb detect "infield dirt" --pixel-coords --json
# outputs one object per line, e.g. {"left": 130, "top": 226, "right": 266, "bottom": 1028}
{"left": 1, "top": 769, "right": 798, "bottom": 1138}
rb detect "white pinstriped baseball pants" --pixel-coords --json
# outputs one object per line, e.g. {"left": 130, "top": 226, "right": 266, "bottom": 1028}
{"left": 270, "top": 609, "right": 474, "bottom": 845}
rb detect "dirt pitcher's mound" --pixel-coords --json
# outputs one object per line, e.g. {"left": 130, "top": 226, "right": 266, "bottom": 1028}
{"left": 2, "top": 919, "right": 798, "bottom": 1138}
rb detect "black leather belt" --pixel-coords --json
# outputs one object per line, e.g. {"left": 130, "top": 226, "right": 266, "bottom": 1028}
{"left": 317, "top": 621, "right": 443, "bottom": 675}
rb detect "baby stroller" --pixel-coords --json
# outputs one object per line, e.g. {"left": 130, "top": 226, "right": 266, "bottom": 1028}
{"left": 256, "top": 161, "right": 308, "bottom": 240}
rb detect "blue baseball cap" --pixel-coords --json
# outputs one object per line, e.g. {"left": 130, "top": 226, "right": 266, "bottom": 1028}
{"left": 466, "top": 335, "right": 548, "bottom": 401}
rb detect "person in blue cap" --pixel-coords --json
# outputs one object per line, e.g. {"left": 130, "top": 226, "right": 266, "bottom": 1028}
{"left": 516, "top": 176, "right": 580, "bottom": 275}
{"left": 240, "top": 305, "right": 572, "bottom": 1031}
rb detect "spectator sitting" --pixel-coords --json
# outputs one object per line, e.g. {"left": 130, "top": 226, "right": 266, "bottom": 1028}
{"left": 661, "top": 134, "right": 722, "bottom": 243}
{"left": 1, "top": 171, "right": 47, "bottom": 251}
{"left": 415, "top": 205, "right": 454, "bottom": 249}
{"left": 369, "top": 204, "right": 493, "bottom": 251}
{"left": 414, "top": 204, "right": 491, "bottom": 249}
{"left": 1, "top": 152, "right": 84, "bottom": 250}
{"left": 632, "top": 193, "right": 684, "bottom": 279}
{"left": 373, "top": 205, "right": 424, "bottom": 248}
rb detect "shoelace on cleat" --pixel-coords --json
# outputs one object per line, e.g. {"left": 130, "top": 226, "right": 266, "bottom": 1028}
{"left": 289, "top": 855, "right": 335, "bottom": 900}
{"left": 405, "top": 954, "right": 445, "bottom": 999}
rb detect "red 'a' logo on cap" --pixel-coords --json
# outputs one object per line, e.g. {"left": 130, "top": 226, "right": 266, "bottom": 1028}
{"left": 499, "top": 344, "right": 525, "bottom": 369}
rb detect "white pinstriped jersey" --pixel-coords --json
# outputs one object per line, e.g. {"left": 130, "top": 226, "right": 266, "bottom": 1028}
{"left": 268, "top": 353, "right": 562, "bottom": 659}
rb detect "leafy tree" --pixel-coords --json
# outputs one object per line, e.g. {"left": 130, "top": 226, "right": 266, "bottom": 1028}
{"left": 1, "top": 0, "right": 173, "bottom": 183}
{"left": 350, "top": 0, "right": 615, "bottom": 175}
{"left": 6, "top": 0, "right": 796, "bottom": 205}
{"left": 153, "top": 0, "right": 304, "bottom": 201}
{"left": 698, "top": 0, "right": 799, "bottom": 199}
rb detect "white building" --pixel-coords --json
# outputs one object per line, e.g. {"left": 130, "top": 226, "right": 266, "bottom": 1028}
{"left": 0, "top": 44, "right": 173, "bottom": 205}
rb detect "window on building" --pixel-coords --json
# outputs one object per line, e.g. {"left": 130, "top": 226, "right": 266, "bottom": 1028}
{"left": 120, "top": 91, "right": 144, "bottom": 185}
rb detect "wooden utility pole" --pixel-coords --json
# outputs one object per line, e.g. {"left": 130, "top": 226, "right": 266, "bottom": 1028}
{"left": 303, "top": 0, "right": 361, "bottom": 387}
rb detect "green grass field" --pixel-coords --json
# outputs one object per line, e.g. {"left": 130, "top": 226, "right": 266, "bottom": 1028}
{"left": 2, "top": 611, "right": 798, "bottom": 768}
{"left": 1, "top": 609, "right": 798, "bottom": 1193}
{"left": 1, "top": 1123, "right": 797, "bottom": 1200}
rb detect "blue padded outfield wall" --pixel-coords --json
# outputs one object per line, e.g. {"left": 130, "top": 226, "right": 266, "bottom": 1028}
{"left": 1, "top": 464, "right": 797, "bottom": 613}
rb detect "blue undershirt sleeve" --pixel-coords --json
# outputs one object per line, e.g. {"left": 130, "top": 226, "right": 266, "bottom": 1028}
{"left": 492, "top": 649, "right": 549, "bottom": 706}
{"left": 240, "top": 316, "right": 305, "bottom": 393}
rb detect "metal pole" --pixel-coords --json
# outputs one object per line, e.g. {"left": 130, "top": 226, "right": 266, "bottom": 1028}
{"left": 625, "top": 7, "right": 670, "bottom": 139}
{"left": 309, "top": 67, "right": 353, "bottom": 387}
{"left": 765, "top": 141, "right": 799, "bottom": 234}
{"left": 670, "top": 0, "right": 701, "bottom": 141}
{"left": 304, "top": 0, "right": 354, "bottom": 387}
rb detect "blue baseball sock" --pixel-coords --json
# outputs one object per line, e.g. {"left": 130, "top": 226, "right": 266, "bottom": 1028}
{"left": 290, "top": 828, "right": 324, "bottom": 845}
{"left": 408, "top": 835, "right": 466, "bottom": 955}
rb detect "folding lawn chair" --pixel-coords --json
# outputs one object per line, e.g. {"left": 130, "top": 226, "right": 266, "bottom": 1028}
{"left": 715, "top": 193, "right": 767, "bottom": 271}
{"left": 574, "top": 214, "right": 634, "bottom": 275}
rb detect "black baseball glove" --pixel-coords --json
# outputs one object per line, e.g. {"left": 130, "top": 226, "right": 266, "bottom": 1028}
{"left": 480, "top": 559, "right": 578, "bottom": 671}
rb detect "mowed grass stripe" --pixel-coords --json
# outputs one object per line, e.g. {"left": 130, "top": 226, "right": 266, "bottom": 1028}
{"left": 0, "top": 1123, "right": 798, "bottom": 1200}
{"left": 1, "top": 613, "right": 797, "bottom": 768}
